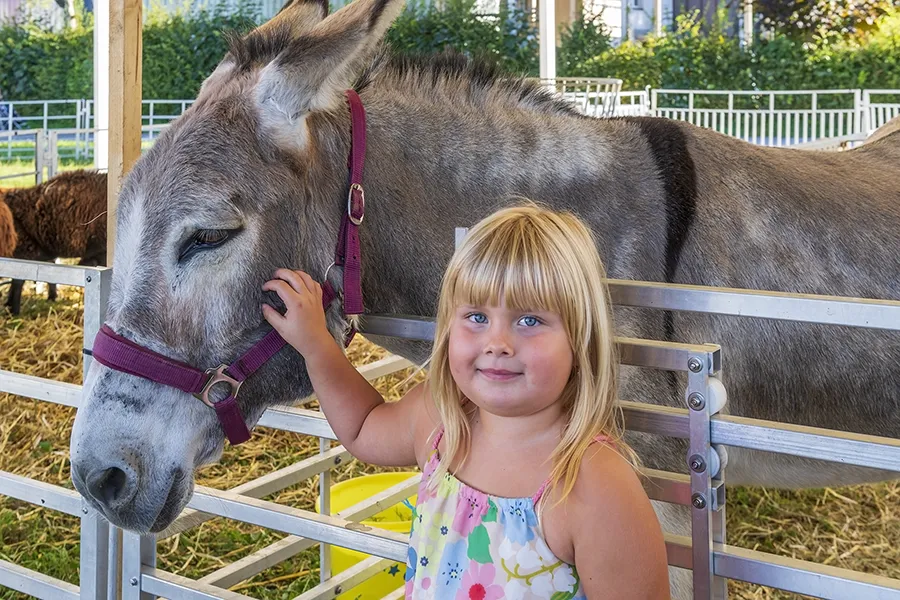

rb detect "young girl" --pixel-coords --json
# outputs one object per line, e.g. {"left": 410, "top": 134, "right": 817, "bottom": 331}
{"left": 262, "top": 204, "right": 671, "bottom": 599}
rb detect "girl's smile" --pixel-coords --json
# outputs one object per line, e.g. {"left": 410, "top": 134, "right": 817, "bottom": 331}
{"left": 449, "top": 302, "right": 573, "bottom": 417}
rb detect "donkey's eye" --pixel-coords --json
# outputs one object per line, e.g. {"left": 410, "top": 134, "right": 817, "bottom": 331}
{"left": 195, "top": 229, "right": 230, "bottom": 245}
{"left": 178, "top": 228, "right": 240, "bottom": 262}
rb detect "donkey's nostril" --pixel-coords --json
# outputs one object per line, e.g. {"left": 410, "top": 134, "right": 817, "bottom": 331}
{"left": 87, "top": 467, "right": 132, "bottom": 507}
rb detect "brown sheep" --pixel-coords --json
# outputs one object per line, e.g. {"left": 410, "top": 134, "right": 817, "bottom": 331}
{"left": 0, "top": 199, "right": 16, "bottom": 256}
{"left": 2, "top": 170, "right": 107, "bottom": 315}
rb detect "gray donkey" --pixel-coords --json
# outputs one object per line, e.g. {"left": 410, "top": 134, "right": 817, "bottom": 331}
{"left": 69, "top": 0, "right": 900, "bottom": 594}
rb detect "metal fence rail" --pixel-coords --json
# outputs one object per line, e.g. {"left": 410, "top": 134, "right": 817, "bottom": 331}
{"left": 2, "top": 257, "right": 900, "bottom": 599}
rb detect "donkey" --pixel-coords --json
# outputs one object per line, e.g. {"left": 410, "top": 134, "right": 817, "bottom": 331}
{"left": 69, "top": 0, "right": 899, "bottom": 594}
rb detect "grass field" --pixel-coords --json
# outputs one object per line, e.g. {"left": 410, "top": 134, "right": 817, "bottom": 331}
{"left": 1, "top": 284, "right": 897, "bottom": 600}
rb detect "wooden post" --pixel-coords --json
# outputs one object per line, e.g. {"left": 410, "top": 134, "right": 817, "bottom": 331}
{"left": 93, "top": 0, "right": 108, "bottom": 172}
{"left": 107, "top": 0, "right": 143, "bottom": 266}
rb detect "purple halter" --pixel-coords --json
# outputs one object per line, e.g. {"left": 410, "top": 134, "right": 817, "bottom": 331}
{"left": 90, "top": 90, "right": 368, "bottom": 445}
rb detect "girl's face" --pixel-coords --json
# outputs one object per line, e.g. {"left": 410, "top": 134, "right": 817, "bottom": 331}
{"left": 448, "top": 301, "right": 574, "bottom": 418}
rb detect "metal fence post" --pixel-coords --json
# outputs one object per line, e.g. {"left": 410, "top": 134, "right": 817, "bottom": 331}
{"left": 79, "top": 504, "right": 110, "bottom": 600}
{"left": 686, "top": 348, "right": 727, "bottom": 599}
{"left": 48, "top": 130, "right": 60, "bottom": 180}
{"left": 83, "top": 267, "right": 112, "bottom": 378}
{"left": 121, "top": 532, "right": 156, "bottom": 600}
{"left": 319, "top": 437, "right": 332, "bottom": 583}
{"left": 35, "top": 130, "right": 46, "bottom": 184}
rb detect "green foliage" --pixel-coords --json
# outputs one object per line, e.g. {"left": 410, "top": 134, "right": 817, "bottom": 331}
{"left": 756, "top": 0, "right": 894, "bottom": 46}
{"left": 385, "top": 0, "right": 538, "bottom": 75}
{"left": 0, "top": 0, "right": 538, "bottom": 105}
{"left": 141, "top": 4, "right": 260, "bottom": 100}
{"left": 0, "top": 2, "right": 898, "bottom": 106}
{"left": 574, "top": 9, "right": 900, "bottom": 91}
{"left": 556, "top": 11, "right": 611, "bottom": 76}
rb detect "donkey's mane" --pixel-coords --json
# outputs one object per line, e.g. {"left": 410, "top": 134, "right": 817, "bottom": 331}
{"left": 355, "top": 49, "right": 581, "bottom": 115}
{"left": 225, "top": 24, "right": 579, "bottom": 116}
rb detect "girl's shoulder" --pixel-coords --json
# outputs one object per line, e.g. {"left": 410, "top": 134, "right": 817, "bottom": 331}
{"left": 405, "top": 381, "right": 443, "bottom": 470}
{"left": 571, "top": 442, "right": 645, "bottom": 508}
{"left": 542, "top": 441, "right": 649, "bottom": 563}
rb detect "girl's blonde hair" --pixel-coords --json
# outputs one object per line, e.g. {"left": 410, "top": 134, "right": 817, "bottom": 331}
{"left": 426, "top": 202, "right": 637, "bottom": 505}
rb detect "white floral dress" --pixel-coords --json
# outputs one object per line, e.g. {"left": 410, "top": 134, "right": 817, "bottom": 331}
{"left": 404, "top": 428, "right": 588, "bottom": 600}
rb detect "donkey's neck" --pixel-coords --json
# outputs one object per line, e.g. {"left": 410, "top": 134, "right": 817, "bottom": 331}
{"left": 307, "top": 91, "right": 667, "bottom": 322}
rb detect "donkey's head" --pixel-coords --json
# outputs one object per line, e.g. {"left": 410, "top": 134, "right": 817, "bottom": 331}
{"left": 70, "top": 0, "right": 407, "bottom": 533}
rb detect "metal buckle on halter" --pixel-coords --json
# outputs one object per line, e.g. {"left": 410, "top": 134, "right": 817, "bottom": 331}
{"left": 347, "top": 183, "right": 365, "bottom": 226}
{"left": 193, "top": 364, "right": 243, "bottom": 408}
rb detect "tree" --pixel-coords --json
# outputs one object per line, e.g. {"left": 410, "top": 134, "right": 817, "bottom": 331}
{"left": 755, "top": 0, "right": 893, "bottom": 44}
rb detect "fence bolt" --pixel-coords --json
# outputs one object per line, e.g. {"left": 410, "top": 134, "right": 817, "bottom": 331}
{"left": 82, "top": 507, "right": 88, "bottom": 515}
{"left": 689, "top": 454, "right": 707, "bottom": 473}
{"left": 691, "top": 494, "right": 707, "bottom": 510}
{"left": 334, "top": 456, "right": 342, "bottom": 465}
{"left": 334, "top": 586, "right": 343, "bottom": 595}
{"left": 688, "top": 357, "right": 704, "bottom": 372}
{"left": 86, "top": 275, "right": 92, "bottom": 283}
{"left": 688, "top": 393, "right": 705, "bottom": 411}
{"left": 130, "top": 577, "right": 138, "bottom": 586}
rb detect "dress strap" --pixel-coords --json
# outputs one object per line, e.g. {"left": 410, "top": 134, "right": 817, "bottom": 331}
{"left": 532, "top": 433, "right": 613, "bottom": 505}
{"left": 431, "top": 426, "right": 445, "bottom": 451}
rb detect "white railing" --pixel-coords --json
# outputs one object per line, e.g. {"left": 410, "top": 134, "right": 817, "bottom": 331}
{"left": 862, "top": 89, "right": 900, "bottom": 135}
{"left": 2, "top": 252, "right": 900, "bottom": 599}
{"left": 651, "top": 89, "right": 864, "bottom": 146}
{"left": 615, "top": 89, "right": 652, "bottom": 116}
{"left": 538, "top": 77, "right": 623, "bottom": 118}
{"left": 1, "top": 88, "right": 898, "bottom": 166}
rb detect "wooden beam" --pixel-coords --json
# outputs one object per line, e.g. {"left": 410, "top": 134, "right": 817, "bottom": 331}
{"left": 107, "top": 0, "right": 142, "bottom": 265}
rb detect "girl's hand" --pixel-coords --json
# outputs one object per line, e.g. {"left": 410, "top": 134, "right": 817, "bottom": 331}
{"left": 262, "top": 269, "right": 333, "bottom": 357}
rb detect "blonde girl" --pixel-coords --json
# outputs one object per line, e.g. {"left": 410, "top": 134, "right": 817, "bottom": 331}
{"left": 262, "top": 204, "right": 670, "bottom": 599}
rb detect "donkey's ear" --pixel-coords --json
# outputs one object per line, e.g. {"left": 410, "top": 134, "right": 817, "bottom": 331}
{"left": 198, "top": 0, "right": 329, "bottom": 98}
{"left": 254, "top": 0, "right": 405, "bottom": 132}
{"left": 253, "top": 0, "right": 329, "bottom": 42}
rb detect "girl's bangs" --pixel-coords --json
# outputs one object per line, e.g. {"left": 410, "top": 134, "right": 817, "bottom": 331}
{"left": 450, "top": 226, "right": 567, "bottom": 315}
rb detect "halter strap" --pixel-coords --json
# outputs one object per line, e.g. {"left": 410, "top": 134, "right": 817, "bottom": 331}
{"left": 89, "top": 89, "right": 370, "bottom": 445}
{"left": 91, "top": 325, "right": 288, "bottom": 445}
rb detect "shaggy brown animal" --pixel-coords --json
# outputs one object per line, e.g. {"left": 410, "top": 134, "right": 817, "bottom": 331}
{"left": 0, "top": 199, "right": 15, "bottom": 256}
{"left": 2, "top": 170, "right": 107, "bottom": 314}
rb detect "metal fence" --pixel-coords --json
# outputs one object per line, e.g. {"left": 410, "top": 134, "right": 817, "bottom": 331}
{"left": 538, "top": 77, "right": 623, "bottom": 118}
{"left": 2, "top": 253, "right": 900, "bottom": 600}
{"left": 3, "top": 89, "right": 899, "bottom": 160}
{"left": 651, "top": 89, "right": 867, "bottom": 146}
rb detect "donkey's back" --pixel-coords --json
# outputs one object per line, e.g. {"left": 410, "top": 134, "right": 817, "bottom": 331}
{"left": 650, "top": 121, "right": 899, "bottom": 487}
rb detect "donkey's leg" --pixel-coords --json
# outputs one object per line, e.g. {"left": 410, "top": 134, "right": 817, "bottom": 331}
{"left": 48, "top": 283, "right": 57, "bottom": 302}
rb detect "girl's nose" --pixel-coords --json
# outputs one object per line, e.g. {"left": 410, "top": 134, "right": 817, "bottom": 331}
{"left": 484, "top": 327, "right": 514, "bottom": 356}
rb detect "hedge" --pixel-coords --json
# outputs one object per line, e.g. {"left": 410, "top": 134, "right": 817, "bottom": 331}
{"left": 0, "top": 2, "right": 897, "bottom": 105}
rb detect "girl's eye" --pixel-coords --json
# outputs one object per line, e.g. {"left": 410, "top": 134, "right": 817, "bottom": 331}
{"left": 518, "top": 315, "right": 541, "bottom": 327}
{"left": 466, "top": 313, "right": 488, "bottom": 324}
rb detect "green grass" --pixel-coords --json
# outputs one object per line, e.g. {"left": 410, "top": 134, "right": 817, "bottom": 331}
{"left": 0, "top": 158, "right": 96, "bottom": 188}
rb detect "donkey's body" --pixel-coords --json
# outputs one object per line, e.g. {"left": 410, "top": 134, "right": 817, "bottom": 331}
{"left": 69, "top": 3, "right": 899, "bottom": 594}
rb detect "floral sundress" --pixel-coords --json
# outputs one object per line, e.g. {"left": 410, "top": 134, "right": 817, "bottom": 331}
{"left": 404, "top": 427, "right": 589, "bottom": 600}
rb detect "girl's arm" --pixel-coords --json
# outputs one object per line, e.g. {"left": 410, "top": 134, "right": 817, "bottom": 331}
{"left": 262, "top": 269, "right": 424, "bottom": 467}
{"left": 565, "top": 446, "right": 671, "bottom": 599}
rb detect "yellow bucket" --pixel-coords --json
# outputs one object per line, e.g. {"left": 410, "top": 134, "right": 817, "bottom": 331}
{"left": 317, "top": 472, "right": 418, "bottom": 600}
